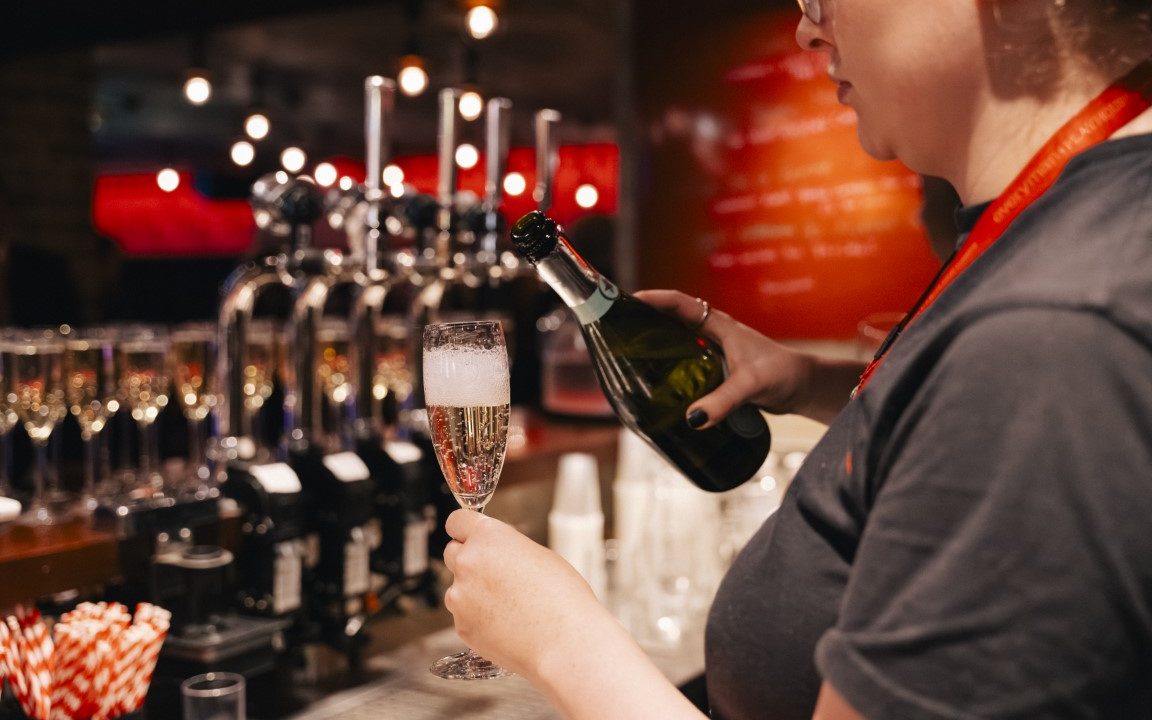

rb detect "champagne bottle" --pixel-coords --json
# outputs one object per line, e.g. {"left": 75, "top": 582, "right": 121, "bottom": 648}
{"left": 511, "top": 210, "right": 770, "bottom": 492}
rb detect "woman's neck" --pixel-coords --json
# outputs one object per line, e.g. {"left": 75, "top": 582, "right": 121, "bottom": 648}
{"left": 953, "top": 82, "right": 1152, "bottom": 205}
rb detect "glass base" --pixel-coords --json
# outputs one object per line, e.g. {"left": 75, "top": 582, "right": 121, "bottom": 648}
{"left": 429, "top": 649, "right": 513, "bottom": 680}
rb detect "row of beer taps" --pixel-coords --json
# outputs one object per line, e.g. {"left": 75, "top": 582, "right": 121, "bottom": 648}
{"left": 216, "top": 77, "right": 562, "bottom": 461}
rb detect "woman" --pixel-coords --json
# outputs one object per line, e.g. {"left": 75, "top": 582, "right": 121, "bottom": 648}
{"left": 443, "top": 1, "right": 1152, "bottom": 717}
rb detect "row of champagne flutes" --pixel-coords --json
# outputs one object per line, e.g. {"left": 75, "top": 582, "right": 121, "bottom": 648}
{"left": 0, "top": 315, "right": 418, "bottom": 531}
{"left": 0, "top": 323, "right": 216, "bottom": 529}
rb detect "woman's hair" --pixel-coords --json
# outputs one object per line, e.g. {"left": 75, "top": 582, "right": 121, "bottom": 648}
{"left": 1061, "top": 0, "right": 1152, "bottom": 69}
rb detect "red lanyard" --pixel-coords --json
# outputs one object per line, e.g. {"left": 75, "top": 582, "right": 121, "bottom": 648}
{"left": 854, "top": 57, "right": 1152, "bottom": 396}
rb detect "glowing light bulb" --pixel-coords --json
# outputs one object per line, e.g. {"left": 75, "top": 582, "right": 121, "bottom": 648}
{"left": 245, "top": 113, "right": 270, "bottom": 140}
{"left": 183, "top": 75, "right": 211, "bottom": 105}
{"left": 503, "top": 172, "right": 526, "bottom": 196}
{"left": 575, "top": 183, "right": 599, "bottom": 209}
{"left": 398, "top": 57, "right": 428, "bottom": 97}
{"left": 156, "top": 168, "right": 180, "bottom": 192}
{"left": 339, "top": 176, "right": 354, "bottom": 191}
{"left": 455, "top": 143, "right": 479, "bottom": 169}
{"left": 230, "top": 141, "right": 255, "bottom": 167}
{"left": 314, "top": 162, "right": 338, "bottom": 187}
{"left": 466, "top": 5, "right": 498, "bottom": 40}
{"left": 459, "top": 91, "right": 483, "bottom": 121}
{"left": 382, "top": 164, "right": 404, "bottom": 186}
{"left": 280, "top": 147, "right": 306, "bottom": 173}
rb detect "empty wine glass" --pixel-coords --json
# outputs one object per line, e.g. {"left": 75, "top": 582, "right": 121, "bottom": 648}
{"left": 423, "top": 320, "right": 512, "bottom": 680}
{"left": 6, "top": 329, "right": 67, "bottom": 526}
{"left": 63, "top": 327, "right": 119, "bottom": 513}
{"left": 116, "top": 325, "right": 171, "bottom": 501}
{"left": 170, "top": 322, "right": 218, "bottom": 496}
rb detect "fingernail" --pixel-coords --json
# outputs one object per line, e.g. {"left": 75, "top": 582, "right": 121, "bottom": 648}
{"left": 686, "top": 409, "right": 708, "bottom": 429}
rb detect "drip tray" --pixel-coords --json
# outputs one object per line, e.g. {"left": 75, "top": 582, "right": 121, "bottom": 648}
{"left": 162, "top": 614, "right": 291, "bottom": 664}
{"left": 287, "top": 629, "right": 559, "bottom": 720}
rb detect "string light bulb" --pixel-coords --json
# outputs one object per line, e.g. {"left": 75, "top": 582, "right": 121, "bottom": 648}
{"left": 398, "top": 55, "right": 429, "bottom": 97}
{"left": 466, "top": 5, "right": 498, "bottom": 40}
{"left": 280, "top": 147, "right": 307, "bottom": 173}
{"left": 230, "top": 141, "right": 255, "bottom": 167}
{"left": 503, "top": 172, "right": 526, "bottom": 196}
{"left": 183, "top": 71, "right": 212, "bottom": 105}
{"left": 459, "top": 91, "right": 483, "bottom": 121}
{"left": 455, "top": 143, "right": 479, "bottom": 169}
{"left": 156, "top": 168, "right": 180, "bottom": 192}
{"left": 575, "top": 183, "right": 599, "bottom": 209}
{"left": 314, "top": 162, "right": 338, "bottom": 187}
{"left": 245, "top": 113, "right": 270, "bottom": 140}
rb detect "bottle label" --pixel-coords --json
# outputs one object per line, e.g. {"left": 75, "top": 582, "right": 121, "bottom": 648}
{"left": 572, "top": 276, "right": 619, "bottom": 325}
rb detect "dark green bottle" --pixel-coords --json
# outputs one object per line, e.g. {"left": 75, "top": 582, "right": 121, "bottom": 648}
{"left": 511, "top": 210, "right": 770, "bottom": 492}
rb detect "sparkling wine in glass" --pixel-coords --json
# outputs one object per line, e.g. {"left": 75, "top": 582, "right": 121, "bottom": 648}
{"left": 0, "top": 328, "right": 21, "bottom": 499}
{"left": 243, "top": 319, "right": 279, "bottom": 458}
{"left": 64, "top": 328, "right": 119, "bottom": 512}
{"left": 316, "top": 318, "right": 352, "bottom": 450}
{"left": 116, "top": 326, "right": 171, "bottom": 500}
{"left": 423, "top": 319, "right": 512, "bottom": 680}
{"left": 372, "top": 315, "right": 413, "bottom": 427}
{"left": 171, "top": 322, "right": 218, "bottom": 496}
{"left": 7, "top": 330, "right": 67, "bottom": 526}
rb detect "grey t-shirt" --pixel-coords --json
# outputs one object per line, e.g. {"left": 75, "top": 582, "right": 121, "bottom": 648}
{"left": 706, "top": 134, "right": 1152, "bottom": 719}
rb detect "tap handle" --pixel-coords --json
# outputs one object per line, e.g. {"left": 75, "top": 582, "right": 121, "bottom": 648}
{"left": 485, "top": 97, "right": 512, "bottom": 210}
{"left": 365, "top": 76, "right": 396, "bottom": 199}
{"left": 534, "top": 109, "right": 561, "bottom": 212}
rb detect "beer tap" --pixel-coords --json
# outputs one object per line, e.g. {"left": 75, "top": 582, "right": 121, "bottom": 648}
{"left": 346, "top": 77, "right": 441, "bottom": 606}
{"left": 216, "top": 175, "right": 324, "bottom": 623}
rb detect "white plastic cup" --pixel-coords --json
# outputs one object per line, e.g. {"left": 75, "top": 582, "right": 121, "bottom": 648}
{"left": 549, "top": 453, "right": 607, "bottom": 600}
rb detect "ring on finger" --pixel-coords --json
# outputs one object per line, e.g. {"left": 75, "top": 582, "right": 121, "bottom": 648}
{"left": 693, "top": 297, "right": 712, "bottom": 329}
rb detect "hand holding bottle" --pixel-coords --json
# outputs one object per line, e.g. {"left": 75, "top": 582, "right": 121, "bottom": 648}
{"left": 634, "top": 290, "right": 866, "bottom": 426}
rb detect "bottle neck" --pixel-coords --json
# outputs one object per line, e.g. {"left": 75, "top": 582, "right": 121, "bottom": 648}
{"left": 535, "top": 236, "right": 619, "bottom": 325}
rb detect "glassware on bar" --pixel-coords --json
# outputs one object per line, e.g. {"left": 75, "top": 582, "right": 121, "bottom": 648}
{"left": 171, "top": 322, "right": 218, "bottom": 496}
{"left": 63, "top": 327, "right": 120, "bottom": 513}
{"left": 423, "top": 319, "right": 512, "bottom": 680}
{"left": 116, "top": 325, "right": 172, "bottom": 501}
{"left": 5, "top": 329, "right": 68, "bottom": 526}
{"left": 0, "top": 328, "right": 20, "bottom": 500}
{"left": 243, "top": 319, "right": 279, "bottom": 458}
{"left": 316, "top": 317, "right": 352, "bottom": 450}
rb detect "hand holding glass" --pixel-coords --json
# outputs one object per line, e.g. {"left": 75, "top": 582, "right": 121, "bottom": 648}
{"left": 423, "top": 320, "right": 512, "bottom": 680}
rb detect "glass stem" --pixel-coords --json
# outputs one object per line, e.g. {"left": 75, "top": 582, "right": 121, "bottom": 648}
{"left": 188, "top": 417, "right": 204, "bottom": 483}
{"left": 141, "top": 420, "right": 162, "bottom": 493}
{"left": 82, "top": 430, "right": 97, "bottom": 501}
{"left": 0, "top": 430, "right": 11, "bottom": 497}
{"left": 33, "top": 440, "right": 48, "bottom": 509}
{"left": 329, "top": 400, "right": 344, "bottom": 452}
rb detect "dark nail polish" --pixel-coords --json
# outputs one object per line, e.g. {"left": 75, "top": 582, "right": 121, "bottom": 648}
{"left": 686, "top": 409, "right": 708, "bottom": 429}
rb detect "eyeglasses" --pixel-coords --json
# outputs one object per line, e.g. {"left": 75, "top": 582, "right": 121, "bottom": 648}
{"left": 797, "top": 0, "right": 822, "bottom": 24}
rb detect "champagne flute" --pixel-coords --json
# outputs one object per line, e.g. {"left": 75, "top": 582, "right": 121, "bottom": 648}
{"left": 372, "top": 315, "right": 413, "bottom": 428}
{"left": 316, "top": 318, "right": 352, "bottom": 451}
{"left": 171, "top": 322, "right": 218, "bottom": 496}
{"left": 423, "top": 320, "right": 512, "bottom": 680}
{"left": 7, "top": 329, "right": 67, "bottom": 526}
{"left": 63, "top": 328, "right": 119, "bottom": 513}
{"left": 0, "top": 328, "right": 20, "bottom": 499}
{"left": 243, "top": 319, "right": 279, "bottom": 459}
{"left": 116, "top": 325, "right": 171, "bottom": 500}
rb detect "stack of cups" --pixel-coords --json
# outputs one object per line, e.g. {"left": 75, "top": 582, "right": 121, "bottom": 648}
{"left": 548, "top": 453, "right": 607, "bottom": 601}
{"left": 611, "top": 428, "right": 727, "bottom": 650}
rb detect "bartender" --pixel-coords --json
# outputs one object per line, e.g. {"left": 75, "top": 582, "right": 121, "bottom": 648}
{"left": 437, "top": 0, "right": 1152, "bottom": 718}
